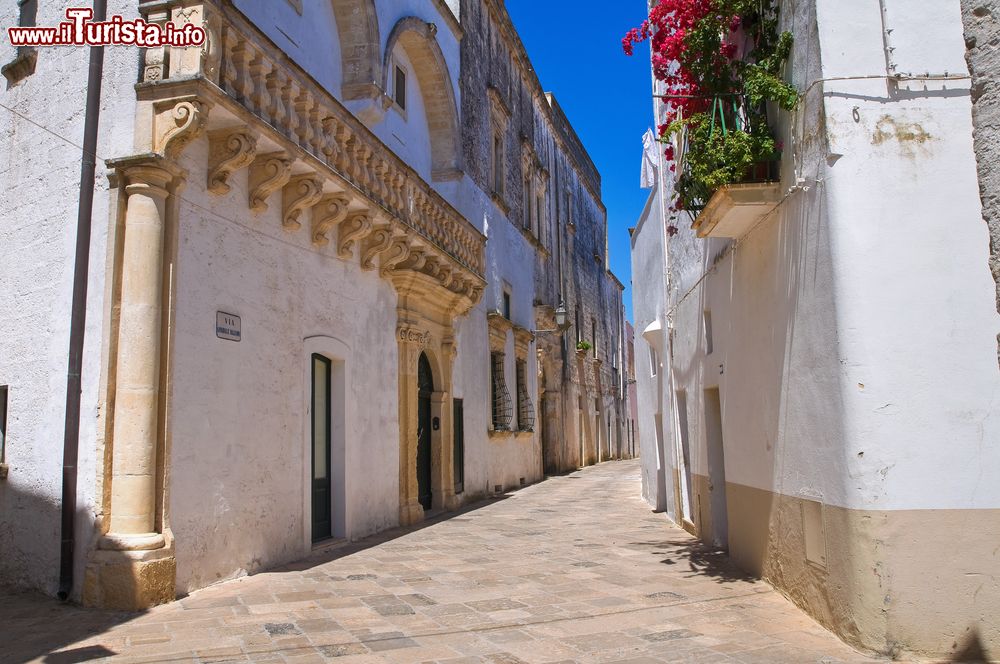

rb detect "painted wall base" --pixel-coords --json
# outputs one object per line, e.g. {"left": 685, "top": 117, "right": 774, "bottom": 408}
{"left": 706, "top": 481, "right": 1000, "bottom": 660}
{"left": 83, "top": 547, "right": 176, "bottom": 611}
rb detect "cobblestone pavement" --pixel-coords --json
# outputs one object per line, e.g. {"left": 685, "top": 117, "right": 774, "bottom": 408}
{"left": 2, "top": 461, "right": 900, "bottom": 664}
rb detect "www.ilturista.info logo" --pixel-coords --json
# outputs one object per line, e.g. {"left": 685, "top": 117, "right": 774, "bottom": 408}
{"left": 7, "top": 8, "right": 206, "bottom": 48}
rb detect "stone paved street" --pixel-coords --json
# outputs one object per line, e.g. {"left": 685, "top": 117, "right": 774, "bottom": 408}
{"left": 1, "top": 461, "right": 898, "bottom": 664}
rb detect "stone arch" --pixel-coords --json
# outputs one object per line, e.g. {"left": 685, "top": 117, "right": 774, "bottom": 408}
{"left": 332, "top": 0, "right": 381, "bottom": 100}
{"left": 383, "top": 17, "right": 462, "bottom": 181}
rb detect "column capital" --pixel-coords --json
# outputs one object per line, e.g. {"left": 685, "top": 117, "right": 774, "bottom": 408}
{"left": 107, "top": 153, "right": 186, "bottom": 198}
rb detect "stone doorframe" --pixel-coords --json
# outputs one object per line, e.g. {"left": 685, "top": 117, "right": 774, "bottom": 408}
{"left": 393, "top": 271, "right": 474, "bottom": 526}
{"left": 534, "top": 305, "right": 565, "bottom": 474}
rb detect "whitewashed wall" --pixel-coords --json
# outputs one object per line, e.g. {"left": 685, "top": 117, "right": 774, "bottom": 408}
{"left": 168, "top": 140, "right": 400, "bottom": 592}
{"left": 0, "top": 0, "right": 142, "bottom": 597}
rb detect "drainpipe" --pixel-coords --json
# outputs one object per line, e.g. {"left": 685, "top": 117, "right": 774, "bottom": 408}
{"left": 59, "top": 0, "right": 107, "bottom": 601}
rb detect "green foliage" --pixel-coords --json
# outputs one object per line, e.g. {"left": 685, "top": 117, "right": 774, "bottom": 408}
{"left": 658, "top": 1, "right": 798, "bottom": 211}
{"left": 576, "top": 340, "right": 593, "bottom": 352}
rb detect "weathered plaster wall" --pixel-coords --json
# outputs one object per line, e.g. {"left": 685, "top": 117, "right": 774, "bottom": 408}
{"left": 0, "top": 0, "right": 140, "bottom": 597}
{"left": 962, "top": 0, "right": 1000, "bottom": 358}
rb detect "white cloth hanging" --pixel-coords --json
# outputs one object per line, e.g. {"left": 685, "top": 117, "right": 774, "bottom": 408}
{"left": 640, "top": 128, "right": 658, "bottom": 189}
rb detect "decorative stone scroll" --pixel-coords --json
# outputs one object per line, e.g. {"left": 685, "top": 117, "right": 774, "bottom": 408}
{"left": 337, "top": 212, "right": 373, "bottom": 259}
{"left": 248, "top": 153, "right": 293, "bottom": 214}
{"left": 282, "top": 175, "right": 324, "bottom": 231}
{"left": 154, "top": 96, "right": 210, "bottom": 160}
{"left": 360, "top": 225, "right": 394, "bottom": 270}
{"left": 311, "top": 194, "right": 352, "bottom": 246}
{"left": 207, "top": 130, "right": 257, "bottom": 195}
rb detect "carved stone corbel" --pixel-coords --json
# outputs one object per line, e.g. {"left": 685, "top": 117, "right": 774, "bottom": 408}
{"left": 360, "top": 226, "right": 394, "bottom": 271}
{"left": 337, "top": 212, "right": 373, "bottom": 259}
{"left": 397, "top": 248, "right": 428, "bottom": 273}
{"left": 437, "top": 263, "right": 454, "bottom": 289}
{"left": 311, "top": 194, "right": 351, "bottom": 246}
{"left": 282, "top": 175, "right": 324, "bottom": 231}
{"left": 248, "top": 153, "right": 293, "bottom": 214}
{"left": 154, "top": 96, "right": 210, "bottom": 160}
{"left": 207, "top": 129, "right": 257, "bottom": 195}
{"left": 380, "top": 237, "right": 412, "bottom": 277}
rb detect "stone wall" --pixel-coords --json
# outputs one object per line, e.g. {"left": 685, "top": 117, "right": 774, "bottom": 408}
{"left": 459, "top": 0, "right": 624, "bottom": 471}
{"left": 962, "top": 0, "right": 1000, "bottom": 360}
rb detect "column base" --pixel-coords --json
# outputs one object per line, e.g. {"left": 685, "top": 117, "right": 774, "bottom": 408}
{"left": 83, "top": 545, "right": 176, "bottom": 611}
{"left": 399, "top": 501, "right": 424, "bottom": 527}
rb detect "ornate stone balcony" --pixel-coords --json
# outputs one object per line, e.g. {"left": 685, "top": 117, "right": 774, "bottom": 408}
{"left": 135, "top": 0, "right": 485, "bottom": 305}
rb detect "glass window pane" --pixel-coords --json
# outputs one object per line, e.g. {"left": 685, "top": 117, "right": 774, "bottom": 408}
{"left": 313, "top": 357, "right": 329, "bottom": 480}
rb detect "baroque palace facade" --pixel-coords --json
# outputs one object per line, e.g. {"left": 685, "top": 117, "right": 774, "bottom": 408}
{"left": 0, "top": 0, "right": 627, "bottom": 609}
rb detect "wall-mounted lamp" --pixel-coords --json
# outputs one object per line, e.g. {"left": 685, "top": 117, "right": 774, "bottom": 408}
{"left": 535, "top": 301, "right": 571, "bottom": 334}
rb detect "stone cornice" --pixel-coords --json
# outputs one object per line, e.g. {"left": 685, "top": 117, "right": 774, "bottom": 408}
{"left": 512, "top": 326, "right": 534, "bottom": 358}
{"left": 487, "top": 312, "right": 514, "bottom": 352}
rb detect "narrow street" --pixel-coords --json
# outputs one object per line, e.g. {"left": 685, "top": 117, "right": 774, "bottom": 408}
{"left": 3, "top": 462, "right": 890, "bottom": 664}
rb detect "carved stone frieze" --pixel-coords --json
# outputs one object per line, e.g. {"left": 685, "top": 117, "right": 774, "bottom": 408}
{"left": 207, "top": 129, "right": 257, "bottom": 195}
{"left": 311, "top": 194, "right": 352, "bottom": 246}
{"left": 282, "top": 175, "right": 324, "bottom": 231}
{"left": 398, "top": 326, "right": 432, "bottom": 348}
{"left": 154, "top": 96, "right": 210, "bottom": 160}
{"left": 338, "top": 212, "right": 373, "bottom": 259}
{"left": 248, "top": 153, "right": 293, "bottom": 214}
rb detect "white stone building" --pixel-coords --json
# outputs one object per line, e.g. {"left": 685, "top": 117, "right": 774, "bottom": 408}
{"left": 630, "top": 0, "right": 999, "bottom": 659}
{"left": 0, "top": 0, "right": 624, "bottom": 609}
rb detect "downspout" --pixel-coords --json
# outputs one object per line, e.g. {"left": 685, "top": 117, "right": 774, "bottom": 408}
{"left": 59, "top": 0, "right": 107, "bottom": 601}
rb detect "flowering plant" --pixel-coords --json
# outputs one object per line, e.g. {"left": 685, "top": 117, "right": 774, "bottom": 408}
{"left": 624, "top": 0, "right": 797, "bottom": 212}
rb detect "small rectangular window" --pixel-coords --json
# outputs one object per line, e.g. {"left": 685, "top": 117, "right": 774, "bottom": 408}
{"left": 502, "top": 290, "right": 512, "bottom": 320}
{"left": 394, "top": 65, "right": 407, "bottom": 110}
{"left": 649, "top": 347, "right": 658, "bottom": 376}
{"left": 591, "top": 318, "right": 597, "bottom": 358}
{"left": 491, "top": 352, "right": 512, "bottom": 431}
{"left": 0, "top": 385, "right": 8, "bottom": 466}
{"left": 515, "top": 360, "right": 535, "bottom": 432}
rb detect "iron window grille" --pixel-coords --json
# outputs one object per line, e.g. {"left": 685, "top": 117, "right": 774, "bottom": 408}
{"left": 491, "top": 352, "right": 512, "bottom": 431}
{"left": 515, "top": 360, "right": 535, "bottom": 432}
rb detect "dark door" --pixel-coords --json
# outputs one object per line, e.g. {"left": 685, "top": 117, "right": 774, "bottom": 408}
{"left": 311, "top": 354, "right": 332, "bottom": 542}
{"left": 453, "top": 398, "right": 464, "bottom": 495}
{"left": 417, "top": 353, "right": 434, "bottom": 511}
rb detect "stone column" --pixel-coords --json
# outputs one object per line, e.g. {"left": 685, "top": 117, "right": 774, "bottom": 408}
{"left": 434, "top": 335, "right": 458, "bottom": 510}
{"left": 84, "top": 155, "right": 183, "bottom": 610}
{"left": 397, "top": 325, "right": 424, "bottom": 527}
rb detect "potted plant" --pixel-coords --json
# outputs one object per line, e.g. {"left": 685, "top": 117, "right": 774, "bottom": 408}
{"left": 624, "top": 0, "right": 798, "bottom": 213}
{"left": 576, "top": 340, "right": 593, "bottom": 355}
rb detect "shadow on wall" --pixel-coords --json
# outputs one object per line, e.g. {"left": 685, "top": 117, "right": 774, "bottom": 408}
{"left": 951, "top": 628, "right": 993, "bottom": 663}
{"left": 0, "top": 483, "right": 142, "bottom": 662}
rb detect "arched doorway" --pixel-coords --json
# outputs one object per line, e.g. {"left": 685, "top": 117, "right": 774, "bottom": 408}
{"left": 417, "top": 353, "right": 434, "bottom": 511}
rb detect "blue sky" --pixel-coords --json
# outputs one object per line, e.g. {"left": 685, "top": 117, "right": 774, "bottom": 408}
{"left": 505, "top": 0, "right": 653, "bottom": 321}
